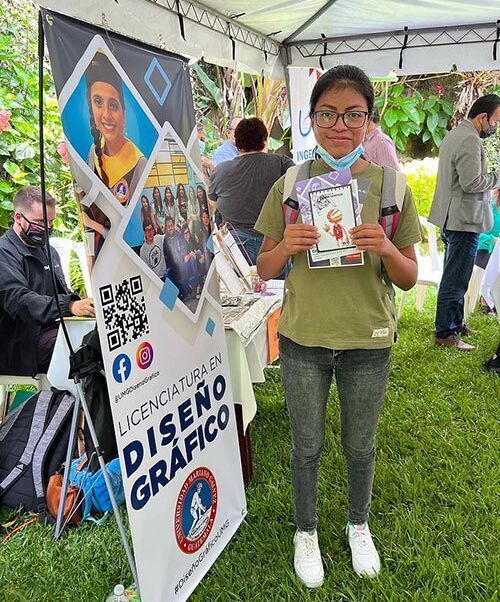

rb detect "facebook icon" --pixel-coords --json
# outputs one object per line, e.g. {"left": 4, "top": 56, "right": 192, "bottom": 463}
{"left": 112, "top": 353, "right": 131, "bottom": 383}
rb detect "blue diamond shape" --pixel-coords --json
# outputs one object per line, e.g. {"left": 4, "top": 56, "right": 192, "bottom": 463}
{"left": 205, "top": 318, "right": 216, "bottom": 336}
{"left": 160, "top": 278, "right": 179, "bottom": 310}
{"left": 144, "top": 58, "right": 172, "bottom": 106}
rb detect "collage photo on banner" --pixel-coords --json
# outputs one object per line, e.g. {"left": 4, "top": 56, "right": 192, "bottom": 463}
{"left": 60, "top": 46, "right": 159, "bottom": 265}
{"left": 58, "top": 40, "right": 213, "bottom": 314}
{"left": 122, "top": 135, "right": 212, "bottom": 313}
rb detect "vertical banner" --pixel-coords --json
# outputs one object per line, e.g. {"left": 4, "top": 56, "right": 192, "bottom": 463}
{"left": 42, "top": 10, "right": 246, "bottom": 602}
{"left": 288, "top": 67, "right": 321, "bottom": 163}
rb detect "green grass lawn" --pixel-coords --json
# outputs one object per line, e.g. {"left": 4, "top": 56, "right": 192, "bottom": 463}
{"left": 1, "top": 289, "right": 498, "bottom": 601}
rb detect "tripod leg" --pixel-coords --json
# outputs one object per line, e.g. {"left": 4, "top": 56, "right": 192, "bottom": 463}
{"left": 74, "top": 381, "right": 140, "bottom": 593}
{"left": 54, "top": 393, "right": 80, "bottom": 540}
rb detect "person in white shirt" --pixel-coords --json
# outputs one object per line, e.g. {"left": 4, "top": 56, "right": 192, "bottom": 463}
{"left": 139, "top": 220, "right": 166, "bottom": 279}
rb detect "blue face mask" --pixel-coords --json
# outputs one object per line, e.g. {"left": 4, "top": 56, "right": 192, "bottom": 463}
{"left": 199, "top": 140, "right": 206, "bottom": 154}
{"left": 316, "top": 142, "right": 364, "bottom": 171}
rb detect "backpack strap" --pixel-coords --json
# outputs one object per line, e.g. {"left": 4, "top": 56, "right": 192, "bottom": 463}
{"left": 379, "top": 167, "right": 407, "bottom": 338}
{"left": 0, "top": 401, "right": 26, "bottom": 443}
{"left": 31, "top": 392, "right": 74, "bottom": 507}
{"left": 380, "top": 166, "right": 407, "bottom": 241}
{"left": 282, "top": 161, "right": 313, "bottom": 225}
{"left": 0, "top": 390, "right": 53, "bottom": 494}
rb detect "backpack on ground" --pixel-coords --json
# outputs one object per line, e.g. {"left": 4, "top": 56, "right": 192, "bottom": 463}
{"left": 282, "top": 160, "right": 407, "bottom": 240}
{"left": 0, "top": 389, "right": 74, "bottom": 517}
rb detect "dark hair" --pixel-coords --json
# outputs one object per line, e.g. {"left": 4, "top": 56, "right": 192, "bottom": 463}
{"left": 152, "top": 186, "right": 163, "bottom": 213}
{"left": 85, "top": 52, "right": 125, "bottom": 187}
{"left": 14, "top": 186, "right": 56, "bottom": 212}
{"left": 309, "top": 65, "right": 374, "bottom": 118}
{"left": 142, "top": 218, "right": 154, "bottom": 231}
{"left": 372, "top": 107, "right": 380, "bottom": 124}
{"left": 468, "top": 94, "right": 500, "bottom": 119}
{"left": 164, "top": 186, "right": 174, "bottom": 206}
{"left": 235, "top": 117, "right": 268, "bottom": 152}
{"left": 140, "top": 195, "right": 153, "bottom": 224}
{"left": 197, "top": 185, "right": 208, "bottom": 201}
{"left": 177, "top": 183, "right": 186, "bottom": 201}
{"left": 165, "top": 216, "right": 175, "bottom": 225}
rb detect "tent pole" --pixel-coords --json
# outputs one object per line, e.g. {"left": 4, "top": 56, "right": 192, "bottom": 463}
{"left": 283, "top": 0, "right": 341, "bottom": 45}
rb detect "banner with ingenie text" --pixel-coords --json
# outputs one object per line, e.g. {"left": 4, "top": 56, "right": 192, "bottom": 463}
{"left": 42, "top": 10, "right": 246, "bottom": 601}
{"left": 289, "top": 66, "right": 321, "bottom": 163}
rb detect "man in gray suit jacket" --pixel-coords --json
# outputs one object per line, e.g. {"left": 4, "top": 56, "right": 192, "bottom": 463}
{"left": 428, "top": 94, "right": 500, "bottom": 350}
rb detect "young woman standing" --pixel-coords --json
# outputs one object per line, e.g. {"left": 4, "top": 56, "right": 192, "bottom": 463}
{"left": 256, "top": 65, "right": 421, "bottom": 588}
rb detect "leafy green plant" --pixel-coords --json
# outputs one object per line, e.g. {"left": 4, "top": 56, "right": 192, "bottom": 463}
{"left": 69, "top": 252, "right": 86, "bottom": 298}
{"left": 402, "top": 158, "right": 439, "bottom": 217}
{"left": 483, "top": 127, "right": 499, "bottom": 171}
{"left": 192, "top": 61, "right": 290, "bottom": 155}
{"left": 0, "top": 0, "right": 75, "bottom": 235}
{"left": 405, "top": 168, "right": 437, "bottom": 217}
{"left": 419, "top": 93, "right": 454, "bottom": 148}
{"left": 376, "top": 84, "right": 454, "bottom": 153}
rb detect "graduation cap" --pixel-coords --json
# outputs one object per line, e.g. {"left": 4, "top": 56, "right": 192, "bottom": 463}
{"left": 85, "top": 51, "right": 125, "bottom": 108}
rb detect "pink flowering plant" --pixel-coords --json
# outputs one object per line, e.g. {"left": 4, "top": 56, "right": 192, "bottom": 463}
{"left": 57, "top": 141, "right": 70, "bottom": 164}
{"left": 0, "top": 110, "right": 13, "bottom": 133}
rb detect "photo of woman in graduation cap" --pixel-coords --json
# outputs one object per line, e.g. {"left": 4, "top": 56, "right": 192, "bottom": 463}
{"left": 85, "top": 51, "right": 147, "bottom": 206}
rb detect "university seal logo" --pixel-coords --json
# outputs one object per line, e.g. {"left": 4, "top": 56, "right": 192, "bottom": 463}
{"left": 174, "top": 467, "right": 218, "bottom": 554}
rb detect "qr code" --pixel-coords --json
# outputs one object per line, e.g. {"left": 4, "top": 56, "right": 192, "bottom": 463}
{"left": 99, "top": 275, "right": 149, "bottom": 351}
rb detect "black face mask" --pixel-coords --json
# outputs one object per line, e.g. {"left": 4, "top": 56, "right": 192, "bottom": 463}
{"left": 19, "top": 213, "right": 53, "bottom": 247}
{"left": 479, "top": 117, "right": 497, "bottom": 139}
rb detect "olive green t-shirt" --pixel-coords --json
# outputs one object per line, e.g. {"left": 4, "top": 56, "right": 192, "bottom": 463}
{"left": 254, "top": 161, "right": 421, "bottom": 349}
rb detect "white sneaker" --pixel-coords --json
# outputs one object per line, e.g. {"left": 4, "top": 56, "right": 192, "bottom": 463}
{"left": 293, "top": 530, "right": 324, "bottom": 588}
{"left": 346, "top": 522, "right": 381, "bottom": 577}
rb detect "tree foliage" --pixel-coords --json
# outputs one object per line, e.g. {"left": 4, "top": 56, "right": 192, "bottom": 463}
{"left": 0, "top": 0, "right": 79, "bottom": 237}
{"left": 374, "top": 73, "right": 499, "bottom": 158}
{"left": 377, "top": 85, "right": 453, "bottom": 153}
{"left": 191, "top": 61, "right": 290, "bottom": 153}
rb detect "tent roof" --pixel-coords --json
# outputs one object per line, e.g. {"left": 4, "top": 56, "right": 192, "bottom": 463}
{"left": 207, "top": 1, "right": 498, "bottom": 43}
{"left": 37, "top": 0, "right": 500, "bottom": 77}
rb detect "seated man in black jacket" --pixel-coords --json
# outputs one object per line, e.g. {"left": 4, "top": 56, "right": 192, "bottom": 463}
{"left": 0, "top": 186, "right": 95, "bottom": 376}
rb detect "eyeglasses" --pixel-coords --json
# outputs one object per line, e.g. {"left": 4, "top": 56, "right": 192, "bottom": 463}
{"left": 312, "top": 110, "right": 370, "bottom": 129}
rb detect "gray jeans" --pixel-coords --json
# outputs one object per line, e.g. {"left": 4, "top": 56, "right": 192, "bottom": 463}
{"left": 279, "top": 335, "right": 392, "bottom": 530}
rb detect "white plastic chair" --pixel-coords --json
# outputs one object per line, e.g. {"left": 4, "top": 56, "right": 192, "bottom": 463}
{"left": 398, "top": 217, "right": 443, "bottom": 318}
{"left": 0, "top": 374, "right": 51, "bottom": 422}
{"left": 49, "top": 237, "right": 93, "bottom": 296}
{"left": 464, "top": 265, "right": 485, "bottom": 320}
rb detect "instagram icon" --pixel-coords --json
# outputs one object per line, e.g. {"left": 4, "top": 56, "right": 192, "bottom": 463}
{"left": 136, "top": 342, "right": 154, "bottom": 370}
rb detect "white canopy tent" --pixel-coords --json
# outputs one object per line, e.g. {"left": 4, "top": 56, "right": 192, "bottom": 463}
{"left": 36, "top": 0, "right": 499, "bottom": 77}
